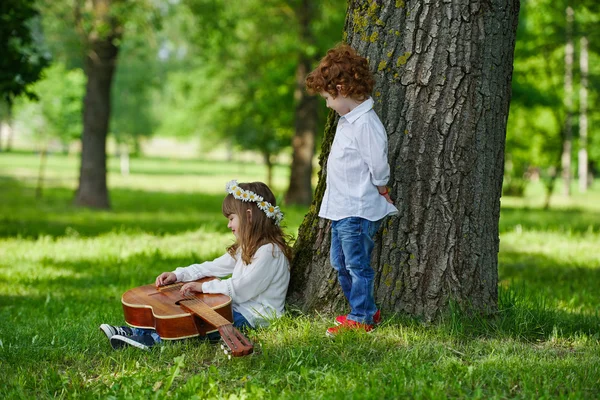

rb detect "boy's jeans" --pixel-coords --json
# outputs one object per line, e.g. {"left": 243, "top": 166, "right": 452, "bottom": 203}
{"left": 330, "top": 216, "right": 382, "bottom": 325}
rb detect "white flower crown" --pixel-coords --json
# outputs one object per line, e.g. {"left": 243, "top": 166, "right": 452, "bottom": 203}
{"left": 225, "top": 180, "right": 284, "bottom": 226}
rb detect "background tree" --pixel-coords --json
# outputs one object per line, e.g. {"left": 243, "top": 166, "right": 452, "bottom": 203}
{"left": 289, "top": 0, "right": 521, "bottom": 321}
{"left": 0, "top": 0, "right": 50, "bottom": 152}
{"left": 72, "top": 0, "right": 125, "bottom": 208}
{"left": 286, "top": 0, "right": 345, "bottom": 205}
{"left": 0, "top": 0, "right": 50, "bottom": 104}
{"left": 153, "top": 0, "right": 294, "bottom": 184}
{"left": 13, "top": 63, "right": 85, "bottom": 152}
{"left": 163, "top": 0, "right": 344, "bottom": 187}
{"left": 504, "top": 0, "right": 600, "bottom": 205}
{"left": 286, "top": 0, "right": 320, "bottom": 205}
{"left": 110, "top": 27, "right": 161, "bottom": 175}
{"left": 36, "top": 0, "right": 160, "bottom": 208}
{"left": 10, "top": 63, "right": 84, "bottom": 197}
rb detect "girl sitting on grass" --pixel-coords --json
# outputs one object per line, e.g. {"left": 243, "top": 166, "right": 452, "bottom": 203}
{"left": 100, "top": 180, "right": 292, "bottom": 350}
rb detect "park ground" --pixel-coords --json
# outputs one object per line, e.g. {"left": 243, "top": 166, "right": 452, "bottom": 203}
{"left": 0, "top": 151, "right": 599, "bottom": 399}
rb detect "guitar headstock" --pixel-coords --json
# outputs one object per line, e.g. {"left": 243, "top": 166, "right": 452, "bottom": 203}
{"left": 217, "top": 324, "right": 254, "bottom": 357}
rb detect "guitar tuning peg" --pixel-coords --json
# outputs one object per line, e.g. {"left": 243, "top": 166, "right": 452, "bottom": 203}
{"left": 220, "top": 344, "right": 225, "bottom": 350}
{"left": 228, "top": 354, "right": 232, "bottom": 360}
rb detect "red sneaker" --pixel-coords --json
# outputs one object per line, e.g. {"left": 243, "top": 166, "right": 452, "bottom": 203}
{"left": 326, "top": 319, "right": 374, "bottom": 337}
{"left": 334, "top": 309, "right": 381, "bottom": 326}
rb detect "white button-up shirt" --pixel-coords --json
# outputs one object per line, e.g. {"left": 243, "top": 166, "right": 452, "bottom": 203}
{"left": 173, "top": 243, "right": 290, "bottom": 328}
{"left": 319, "top": 97, "right": 398, "bottom": 222}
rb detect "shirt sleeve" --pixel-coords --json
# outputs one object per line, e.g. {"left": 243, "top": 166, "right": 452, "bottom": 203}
{"left": 173, "top": 252, "right": 237, "bottom": 282}
{"left": 201, "top": 245, "right": 281, "bottom": 303}
{"left": 356, "top": 120, "right": 390, "bottom": 187}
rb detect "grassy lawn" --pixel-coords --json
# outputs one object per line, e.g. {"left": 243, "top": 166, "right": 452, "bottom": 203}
{"left": 1, "top": 151, "right": 599, "bottom": 399}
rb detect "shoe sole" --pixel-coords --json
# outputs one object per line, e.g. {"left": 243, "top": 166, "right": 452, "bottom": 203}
{"left": 110, "top": 335, "right": 150, "bottom": 351}
{"left": 334, "top": 316, "right": 381, "bottom": 326}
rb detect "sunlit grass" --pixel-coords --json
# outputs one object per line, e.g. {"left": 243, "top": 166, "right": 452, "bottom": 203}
{"left": 501, "top": 179, "right": 600, "bottom": 211}
{"left": 1, "top": 151, "right": 599, "bottom": 399}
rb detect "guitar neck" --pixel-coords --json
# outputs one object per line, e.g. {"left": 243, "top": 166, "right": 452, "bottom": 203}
{"left": 180, "top": 297, "right": 254, "bottom": 357}
{"left": 179, "top": 298, "right": 232, "bottom": 328}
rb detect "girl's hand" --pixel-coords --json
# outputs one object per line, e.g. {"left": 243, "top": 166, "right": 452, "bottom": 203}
{"left": 180, "top": 282, "right": 203, "bottom": 297}
{"left": 155, "top": 272, "right": 177, "bottom": 287}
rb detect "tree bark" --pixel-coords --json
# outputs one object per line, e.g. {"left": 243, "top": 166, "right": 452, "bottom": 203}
{"left": 286, "top": 0, "right": 318, "bottom": 206}
{"left": 72, "top": 0, "right": 123, "bottom": 209}
{"left": 289, "top": 0, "right": 520, "bottom": 321}
{"left": 74, "top": 38, "right": 119, "bottom": 208}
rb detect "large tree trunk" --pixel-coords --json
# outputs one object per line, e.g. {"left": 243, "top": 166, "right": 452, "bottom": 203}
{"left": 286, "top": 0, "right": 318, "bottom": 206}
{"left": 289, "top": 0, "right": 520, "bottom": 321}
{"left": 74, "top": 38, "right": 118, "bottom": 208}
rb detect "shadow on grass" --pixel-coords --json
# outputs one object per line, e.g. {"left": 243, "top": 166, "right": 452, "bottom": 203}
{"left": 0, "top": 247, "right": 222, "bottom": 316}
{"left": 0, "top": 176, "right": 306, "bottom": 239}
{"left": 0, "top": 243, "right": 597, "bottom": 355}
{"left": 0, "top": 176, "right": 229, "bottom": 239}
{"left": 2, "top": 174, "right": 598, "bottom": 346}
{"left": 439, "top": 245, "right": 600, "bottom": 343}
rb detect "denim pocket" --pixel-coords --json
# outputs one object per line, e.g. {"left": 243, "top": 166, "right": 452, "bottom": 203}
{"left": 367, "top": 219, "right": 383, "bottom": 238}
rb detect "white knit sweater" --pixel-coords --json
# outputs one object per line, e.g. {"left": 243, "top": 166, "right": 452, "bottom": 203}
{"left": 173, "top": 243, "right": 290, "bottom": 328}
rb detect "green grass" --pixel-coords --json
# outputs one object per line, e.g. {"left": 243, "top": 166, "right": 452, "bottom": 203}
{"left": 1, "top": 151, "right": 599, "bottom": 399}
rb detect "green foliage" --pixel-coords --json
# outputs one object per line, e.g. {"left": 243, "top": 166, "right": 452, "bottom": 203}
{"left": 7, "top": 0, "right": 346, "bottom": 159}
{"left": 111, "top": 34, "right": 160, "bottom": 149}
{"left": 506, "top": 0, "right": 600, "bottom": 194}
{"left": 1, "top": 153, "right": 599, "bottom": 399}
{"left": 0, "top": 0, "right": 50, "bottom": 103}
{"left": 163, "top": 0, "right": 299, "bottom": 157}
{"left": 153, "top": 0, "right": 345, "bottom": 158}
{"left": 12, "top": 63, "right": 85, "bottom": 149}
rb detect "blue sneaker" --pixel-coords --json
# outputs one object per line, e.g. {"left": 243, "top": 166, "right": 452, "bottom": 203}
{"left": 99, "top": 324, "right": 133, "bottom": 339}
{"left": 110, "top": 334, "right": 156, "bottom": 350}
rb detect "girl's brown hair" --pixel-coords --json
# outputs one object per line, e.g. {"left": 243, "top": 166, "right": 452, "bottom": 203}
{"left": 305, "top": 43, "right": 375, "bottom": 100}
{"left": 222, "top": 182, "right": 293, "bottom": 265}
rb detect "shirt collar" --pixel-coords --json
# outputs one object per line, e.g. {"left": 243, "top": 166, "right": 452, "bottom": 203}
{"left": 342, "top": 97, "right": 374, "bottom": 124}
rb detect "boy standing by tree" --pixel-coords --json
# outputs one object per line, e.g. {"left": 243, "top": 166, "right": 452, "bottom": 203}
{"left": 306, "top": 43, "right": 398, "bottom": 337}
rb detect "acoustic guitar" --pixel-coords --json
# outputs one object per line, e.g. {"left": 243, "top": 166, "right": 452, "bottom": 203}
{"left": 121, "top": 277, "right": 253, "bottom": 357}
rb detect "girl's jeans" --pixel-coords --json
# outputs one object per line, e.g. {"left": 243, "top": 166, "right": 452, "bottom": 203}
{"left": 330, "top": 216, "right": 382, "bottom": 325}
{"left": 131, "top": 309, "right": 252, "bottom": 344}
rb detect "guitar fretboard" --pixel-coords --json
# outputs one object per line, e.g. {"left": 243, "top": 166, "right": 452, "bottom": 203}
{"left": 180, "top": 299, "right": 231, "bottom": 328}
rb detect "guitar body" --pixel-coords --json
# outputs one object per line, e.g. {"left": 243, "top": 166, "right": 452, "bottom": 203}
{"left": 121, "top": 277, "right": 233, "bottom": 339}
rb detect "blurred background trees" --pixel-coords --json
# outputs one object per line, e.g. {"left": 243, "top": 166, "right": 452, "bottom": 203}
{"left": 1, "top": 0, "right": 599, "bottom": 208}
{"left": 0, "top": 0, "right": 50, "bottom": 152}
{"left": 506, "top": 0, "right": 600, "bottom": 206}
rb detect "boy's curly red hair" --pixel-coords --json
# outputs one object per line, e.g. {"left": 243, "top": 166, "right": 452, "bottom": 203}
{"left": 305, "top": 43, "right": 375, "bottom": 100}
